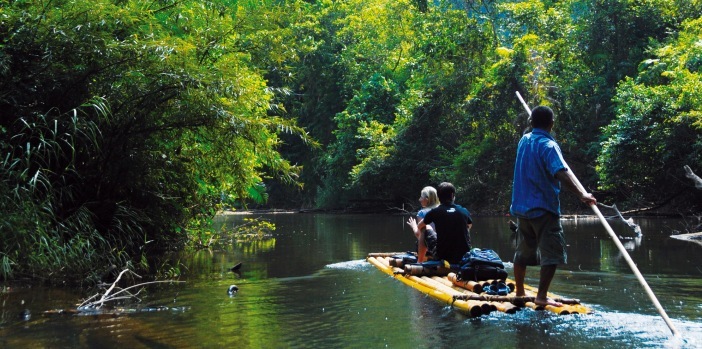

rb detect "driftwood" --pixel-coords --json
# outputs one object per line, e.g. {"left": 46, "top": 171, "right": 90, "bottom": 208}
{"left": 78, "top": 269, "right": 184, "bottom": 310}
{"left": 43, "top": 269, "right": 187, "bottom": 316}
{"left": 43, "top": 269, "right": 184, "bottom": 317}
{"left": 598, "top": 203, "right": 642, "bottom": 236}
{"left": 670, "top": 232, "right": 702, "bottom": 246}
{"left": 684, "top": 165, "right": 702, "bottom": 189}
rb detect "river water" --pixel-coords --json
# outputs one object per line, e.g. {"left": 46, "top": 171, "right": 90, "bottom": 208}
{"left": 1, "top": 213, "right": 701, "bottom": 348}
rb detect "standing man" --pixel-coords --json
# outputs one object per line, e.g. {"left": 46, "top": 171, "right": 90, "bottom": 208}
{"left": 409, "top": 182, "right": 472, "bottom": 264}
{"left": 510, "top": 106, "right": 596, "bottom": 307}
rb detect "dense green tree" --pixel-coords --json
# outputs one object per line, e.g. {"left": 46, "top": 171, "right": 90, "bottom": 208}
{"left": 3, "top": 0, "right": 702, "bottom": 282}
{"left": 568, "top": 0, "right": 702, "bottom": 158}
{"left": 251, "top": 0, "right": 346, "bottom": 208}
{"left": 291, "top": 0, "right": 702, "bottom": 212}
{"left": 597, "top": 18, "right": 702, "bottom": 210}
{"left": 456, "top": 0, "right": 702, "bottom": 212}
{"left": 0, "top": 0, "right": 309, "bottom": 280}
{"left": 312, "top": 0, "right": 420, "bottom": 207}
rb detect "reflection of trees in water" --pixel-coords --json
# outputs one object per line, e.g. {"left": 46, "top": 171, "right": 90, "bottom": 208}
{"left": 235, "top": 239, "right": 277, "bottom": 254}
{"left": 620, "top": 235, "right": 643, "bottom": 251}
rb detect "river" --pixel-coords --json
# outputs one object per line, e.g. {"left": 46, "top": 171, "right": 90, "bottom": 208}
{"left": 1, "top": 213, "right": 701, "bottom": 348}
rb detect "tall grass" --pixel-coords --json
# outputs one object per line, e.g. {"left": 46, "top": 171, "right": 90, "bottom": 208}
{"left": 0, "top": 100, "right": 139, "bottom": 283}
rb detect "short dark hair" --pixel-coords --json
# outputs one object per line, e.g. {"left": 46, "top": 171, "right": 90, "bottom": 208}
{"left": 530, "top": 106, "right": 554, "bottom": 129}
{"left": 437, "top": 182, "right": 456, "bottom": 204}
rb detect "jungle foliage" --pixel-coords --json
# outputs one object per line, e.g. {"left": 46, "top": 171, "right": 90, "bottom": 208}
{"left": 0, "top": 0, "right": 312, "bottom": 281}
{"left": 1, "top": 0, "right": 701, "bottom": 281}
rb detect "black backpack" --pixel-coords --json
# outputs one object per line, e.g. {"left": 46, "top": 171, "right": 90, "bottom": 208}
{"left": 457, "top": 248, "right": 508, "bottom": 281}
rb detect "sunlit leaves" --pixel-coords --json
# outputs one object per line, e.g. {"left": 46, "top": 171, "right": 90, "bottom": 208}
{"left": 597, "top": 17, "right": 702, "bottom": 203}
{"left": 0, "top": 0, "right": 315, "bottom": 279}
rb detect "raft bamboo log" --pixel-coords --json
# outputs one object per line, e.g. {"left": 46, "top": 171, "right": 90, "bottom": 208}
{"left": 421, "top": 276, "right": 491, "bottom": 315}
{"left": 447, "top": 273, "right": 484, "bottom": 294}
{"left": 409, "top": 276, "right": 483, "bottom": 317}
{"left": 451, "top": 269, "right": 586, "bottom": 315}
{"left": 521, "top": 281, "right": 590, "bottom": 315}
{"left": 367, "top": 256, "right": 483, "bottom": 317}
{"left": 368, "top": 253, "right": 591, "bottom": 317}
{"left": 526, "top": 301, "right": 570, "bottom": 315}
{"left": 452, "top": 294, "right": 580, "bottom": 305}
{"left": 454, "top": 281, "right": 590, "bottom": 315}
{"left": 516, "top": 91, "right": 676, "bottom": 333}
{"left": 367, "top": 256, "right": 391, "bottom": 273}
{"left": 403, "top": 263, "right": 452, "bottom": 276}
{"left": 367, "top": 252, "right": 413, "bottom": 258}
{"left": 389, "top": 258, "right": 404, "bottom": 267}
{"left": 430, "top": 276, "right": 507, "bottom": 314}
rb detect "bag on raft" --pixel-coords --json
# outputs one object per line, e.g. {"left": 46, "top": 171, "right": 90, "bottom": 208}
{"left": 457, "top": 248, "right": 508, "bottom": 281}
{"left": 404, "top": 260, "right": 454, "bottom": 276}
{"left": 388, "top": 252, "right": 418, "bottom": 267}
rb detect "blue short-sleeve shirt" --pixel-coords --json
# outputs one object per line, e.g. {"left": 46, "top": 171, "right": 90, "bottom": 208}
{"left": 510, "top": 128, "right": 568, "bottom": 218}
{"left": 417, "top": 207, "right": 436, "bottom": 231}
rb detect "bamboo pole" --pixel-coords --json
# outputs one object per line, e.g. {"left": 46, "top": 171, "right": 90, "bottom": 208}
{"left": 367, "top": 252, "right": 411, "bottom": 258}
{"left": 515, "top": 91, "right": 679, "bottom": 336}
{"left": 588, "top": 204, "right": 679, "bottom": 333}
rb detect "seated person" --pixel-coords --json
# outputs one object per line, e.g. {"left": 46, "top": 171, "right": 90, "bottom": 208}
{"left": 407, "top": 186, "right": 440, "bottom": 262}
{"left": 408, "top": 182, "right": 472, "bottom": 264}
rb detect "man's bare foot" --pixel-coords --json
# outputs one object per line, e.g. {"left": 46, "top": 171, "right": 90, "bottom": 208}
{"left": 534, "top": 297, "right": 563, "bottom": 307}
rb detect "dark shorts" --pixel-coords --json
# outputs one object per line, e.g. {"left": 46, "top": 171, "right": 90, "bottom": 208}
{"left": 425, "top": 229, "right": 438, "bottom": 259}
{"left": 415, "top": 229, "right": 438, "bottom": 260}
{"left": 513, "top": 213, "right": 566, "bottom": 266}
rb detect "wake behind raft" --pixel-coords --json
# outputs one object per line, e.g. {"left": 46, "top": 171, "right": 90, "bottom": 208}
{"left": 367, "top": 252, "right": 592, "bottom": 317}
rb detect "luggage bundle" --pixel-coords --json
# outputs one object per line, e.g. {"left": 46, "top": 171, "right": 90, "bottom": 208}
{"left": 389, "top": 248, "right": 509, "bottom": 286}
{"left": 388, "top": 253, "right": 454, "bottom": 276}
{"left": 388, "top": 252, "right": 417, "bottom": 267}
{"left": 457, "top": 248, "right": 508, "bottom": 282}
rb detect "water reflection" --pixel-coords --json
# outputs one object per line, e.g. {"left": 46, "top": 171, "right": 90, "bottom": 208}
{"left": 1, "top": 214, "right": 701, "bottom": 348}
{"left": 620, "top": 235, "right": 643, "bottom": 251}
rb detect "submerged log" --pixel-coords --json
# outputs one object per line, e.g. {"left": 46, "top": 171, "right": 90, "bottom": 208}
{"left": 43, "top": 305, "right": 187, "bottom": 318}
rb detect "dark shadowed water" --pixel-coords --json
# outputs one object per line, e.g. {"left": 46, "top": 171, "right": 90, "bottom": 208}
{"left": 1, "top": 214, "right": 701, "bottom": 348}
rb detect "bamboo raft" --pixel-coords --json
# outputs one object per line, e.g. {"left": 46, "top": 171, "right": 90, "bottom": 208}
{"left": 367, "top": 252, "right": 592, "bottom": 317}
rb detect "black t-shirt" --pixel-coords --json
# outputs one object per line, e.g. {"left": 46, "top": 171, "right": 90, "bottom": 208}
{"left": 423, "top": 204, "right": 472, "bottom": 264}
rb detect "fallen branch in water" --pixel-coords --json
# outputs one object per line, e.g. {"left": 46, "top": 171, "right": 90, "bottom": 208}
{"left": 598, "top": 203, "right": 642, "bottom": 236}
{"left": 78, "top": 269, "right": 184, "bottom": 310}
